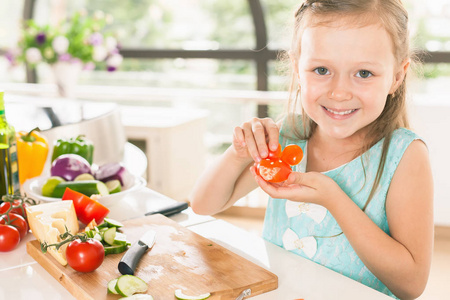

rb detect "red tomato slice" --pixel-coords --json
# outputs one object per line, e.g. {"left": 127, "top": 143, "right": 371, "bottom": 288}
{"left": 66, "top": 238, "right": 104, "bottom": 272}
{"left": 281, "top": 144, "right": 303, "bottom": 166}
{"left": 0, "top": 213, "right": 28, "bottom": 240}
{"left": 256, "top": 158, "right": 292, "bottom": 182}
{"left": 0, "top": 224, "right": 20, "bottom": 252}
{"left": 62, "top": 188, "right": 109, "bottom": 225}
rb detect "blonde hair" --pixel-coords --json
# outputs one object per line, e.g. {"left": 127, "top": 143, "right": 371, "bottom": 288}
{"left": 284, "top": 0, "right": 413, "bottom": 210}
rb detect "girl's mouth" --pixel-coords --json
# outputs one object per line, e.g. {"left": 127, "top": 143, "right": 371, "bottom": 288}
{"left": 322, "top": 106, "right": 358, "bottom": 118}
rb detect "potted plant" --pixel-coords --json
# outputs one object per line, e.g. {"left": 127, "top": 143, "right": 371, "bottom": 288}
{"left": 8, "top": 10, "right": 123, "bottom": 98}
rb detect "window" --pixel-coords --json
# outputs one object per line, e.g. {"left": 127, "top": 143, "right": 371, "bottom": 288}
{"left": 1, "top": 0, "right": 449, "bottom": 93}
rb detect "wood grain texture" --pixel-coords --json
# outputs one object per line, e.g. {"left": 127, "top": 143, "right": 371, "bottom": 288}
{"left": 26, "top": 214, "right": 278, "bottom": 299}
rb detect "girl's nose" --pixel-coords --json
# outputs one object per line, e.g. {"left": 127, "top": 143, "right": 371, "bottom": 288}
{"left": 327, "top": 77, "right": 352, "bottom": 101}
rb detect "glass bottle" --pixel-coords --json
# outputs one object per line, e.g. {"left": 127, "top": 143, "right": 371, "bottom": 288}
{"left": 0, "top": 90, "right": 20, "bottom": 200}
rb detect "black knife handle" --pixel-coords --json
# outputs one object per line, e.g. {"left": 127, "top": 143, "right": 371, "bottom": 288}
{"left": 118, "top": 242, "right": 148, "bottom": 275}
{"left": 145, "top": 201, "right": 189, "bottom": 217}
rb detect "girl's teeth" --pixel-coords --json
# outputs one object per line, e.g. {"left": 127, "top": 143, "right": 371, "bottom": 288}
{"left": 325, "top": 107, "right": 356, "bottom": 115}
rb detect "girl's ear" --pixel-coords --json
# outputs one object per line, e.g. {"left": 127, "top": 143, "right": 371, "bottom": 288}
{"left": 389, "top": 58, "right": 410, "bottom": 94}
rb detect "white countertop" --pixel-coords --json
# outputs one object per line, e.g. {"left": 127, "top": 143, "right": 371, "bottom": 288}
{"left": 0, "top": 187, "right": 391, "bottom": 300}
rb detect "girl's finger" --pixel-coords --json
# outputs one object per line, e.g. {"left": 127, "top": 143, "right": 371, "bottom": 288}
{"left": 242, "top": 122, "right": 261, "bottom": 162}
{"left": 251, "top": 119, "right": 270, "bottom": 158}
{"left": 286, "top": 172, "right": 318, "bottom": 189}
{"left": 261, "top": 118, "right": 280, "bottom": 151}
{"left": 233, "top": 126, "right": 246, "bottom": 147}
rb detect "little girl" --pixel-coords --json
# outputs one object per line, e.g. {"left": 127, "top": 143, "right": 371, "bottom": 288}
{"left": 190, "top": 0, "right": 433, "bottom": 299}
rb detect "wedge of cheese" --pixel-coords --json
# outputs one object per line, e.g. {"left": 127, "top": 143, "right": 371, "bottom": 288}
{"left": 26, "top": 200, "right": 79, "bottom": 266}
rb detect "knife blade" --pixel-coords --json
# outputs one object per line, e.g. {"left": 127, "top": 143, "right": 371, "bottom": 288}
{"left": 118, "top": 230, "right": 156, "bottom": 275}
{"left": 145, "top": 201, "right": 188, "bottom": 217}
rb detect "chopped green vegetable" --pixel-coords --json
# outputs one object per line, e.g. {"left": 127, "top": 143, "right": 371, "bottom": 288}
{"left": 104, "top": 244, "right": 129, "bottom": 255}
{"left": 108, "top": 278, "right": 119, "bottom": 294}
{"left": 106, "top": 179, "right": 122, "bottom": 194}
{"left": 51, "top": 180, "right": 109, "bottom": 198}
{"left": 115, "top": 274, "right": 148, "bottom": 297}
{"left": 103, "top": 227, "right": 117, "bottom": 246}
{"left": 103, "top": 217, "right": 124, "bottom": 228}
{"left": 74, "top": 173, "right": 95, "bottom": 181}
{"left": 41, "top": 176, "right": 65, "bottom": 197}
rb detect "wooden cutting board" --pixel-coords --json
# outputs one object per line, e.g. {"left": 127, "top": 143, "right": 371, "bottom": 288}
{"left": 26, "top": 214, "right": 278, "bottom": 300}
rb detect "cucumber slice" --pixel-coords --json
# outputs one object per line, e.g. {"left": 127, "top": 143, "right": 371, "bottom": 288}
{"left": 103, "top": 217, "right": 124, "bottom": 228}
{"left": 93, "top": 233, "right": 103, "bottom": 242}
{"left": 104, "top": 244, "right": 128, "bottom": 255}
{"left": 74, "top": 173, "right": 95, "bottom": 181}
{"left": 51, "top": 180, "right": 109, "bottom": 198}
{"left": 103, "top": 227, "right": 117, "bottom": 245}
{"left": 106, "top": 179, "right": 122, "bottom": 194}
{"left": 113, "top": 232, "right": 128, "bottom": 246}
{"left": 108, "top": 278, "right": 119, "bottom": 294}
{"left": 115, "top": 275, "right": 148, "bottom": 297}
{"left": 97, "top": 222, "right": 109, "bottom": 229}
{"left": 119, "top": 295, "right": 154, "bottom": 300}
{"left": 41, "top": 176, "right": 65, "bottom": 197}
{"left": 174, "top": 289, "right": 211, "bottom": 300}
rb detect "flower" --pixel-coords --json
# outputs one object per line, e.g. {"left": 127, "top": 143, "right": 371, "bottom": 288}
{"left": 52, "top": 36, "right": 69, "bottom": 54}
{"left": 11, "top": 11, "right": 122, "bottom": 71}
{"left": 25, "top": 48, "right": 42, "bottom": 64}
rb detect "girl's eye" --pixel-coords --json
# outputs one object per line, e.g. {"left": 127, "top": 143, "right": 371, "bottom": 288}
{"left": 314, "top": 67, "right": 329, "bottom": 75}
{"left": 356, "top": 70, "right": 373, "bottom": 78}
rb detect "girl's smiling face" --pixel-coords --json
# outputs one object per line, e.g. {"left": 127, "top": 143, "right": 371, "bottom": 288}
{"left": 296, "top": 19, "right": 407, "bottom": 142}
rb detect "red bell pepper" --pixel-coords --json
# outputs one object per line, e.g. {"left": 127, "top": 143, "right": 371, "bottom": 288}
{"left": 62, "top": 188, "right": 109, "bottom": 225}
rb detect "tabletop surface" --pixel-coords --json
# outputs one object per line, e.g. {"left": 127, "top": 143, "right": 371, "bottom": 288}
{"left": 0, "top": 187, "right": 391, "bottom": 300}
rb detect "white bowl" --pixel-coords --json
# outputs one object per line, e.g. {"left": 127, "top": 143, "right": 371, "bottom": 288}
{"left": 22, "top": 175, "right": 147, "bottom": 204}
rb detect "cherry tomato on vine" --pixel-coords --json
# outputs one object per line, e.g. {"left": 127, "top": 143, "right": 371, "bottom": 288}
{"left": 0, "top": 224, "right": 20, "bottom": 252}
{"left": 0, "top": 201, "right": 28, "bottom": 219}
{"left": 256, "top": 158, "right": 292, "bottom": 183}
{"left": 0, "top": 213, "right": 28, "bottom": 240}
{"left": 66, "top": 238, "right": 104, "bottom": 272}
{"left": 281, "top": 144, "right": 303, "bottom": 166}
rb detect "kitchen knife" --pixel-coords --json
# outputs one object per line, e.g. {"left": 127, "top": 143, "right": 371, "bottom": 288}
{"left": 145, "top": 201, "right": 189, "bottom": 217}
{"left": 118, "top": 230, "right": 156, "bottom": 275}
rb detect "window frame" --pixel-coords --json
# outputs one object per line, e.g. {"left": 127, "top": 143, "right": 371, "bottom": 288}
{"left": 17, "top": 0, "right": 450, "bottom": 116}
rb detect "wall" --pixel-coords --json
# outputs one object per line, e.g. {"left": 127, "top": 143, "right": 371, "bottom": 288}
{"left": 410, "top": 94, "right": 450, "bottom": 226}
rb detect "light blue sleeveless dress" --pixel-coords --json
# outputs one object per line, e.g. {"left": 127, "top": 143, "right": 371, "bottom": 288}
{"left": 262, "top": 118, "right": 423, "bottom": 299}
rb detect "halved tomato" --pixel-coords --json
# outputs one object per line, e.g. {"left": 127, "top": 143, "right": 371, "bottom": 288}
{"left": 256, "top": 158, "right": 292, "bottom": 183}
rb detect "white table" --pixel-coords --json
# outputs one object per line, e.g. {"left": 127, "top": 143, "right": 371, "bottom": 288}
{"left": 0, "top": 187, "right": 391, "bottom": 300}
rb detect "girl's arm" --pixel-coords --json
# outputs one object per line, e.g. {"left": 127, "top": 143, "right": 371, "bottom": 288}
{"left": 254, "top": 140, "right": 433, "bottom": 300}
{"left": 190, "top": 117, "right": 280, "bottom": 215}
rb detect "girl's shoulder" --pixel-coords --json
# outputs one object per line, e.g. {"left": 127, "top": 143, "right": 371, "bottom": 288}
{"left": 389, "top": 128, "right": 425, "bottom": 152}
{"left": 391, "top": 127, "right": 422, "bottom": 142}
{"left": 377, "top": 128, "right": 426, "bottom": 180}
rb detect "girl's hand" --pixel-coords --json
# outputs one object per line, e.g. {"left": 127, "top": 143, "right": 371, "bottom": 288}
{"left": 233, "top": 117, "right": 280, "bottom": 162}
{"left": 251, "top": 167, "right": 343, "bottom": 208}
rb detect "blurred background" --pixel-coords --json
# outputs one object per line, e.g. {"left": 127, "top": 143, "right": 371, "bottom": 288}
{"left": 0, "top": 0, "right": 449, "bottom": 221}
{"left": 0, "top": 2, "right": 449, "bottom": 298}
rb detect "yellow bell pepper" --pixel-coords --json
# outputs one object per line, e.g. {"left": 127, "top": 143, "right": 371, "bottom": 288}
{"left": 16, "top": 127, "right": 49, "bottom": 185}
